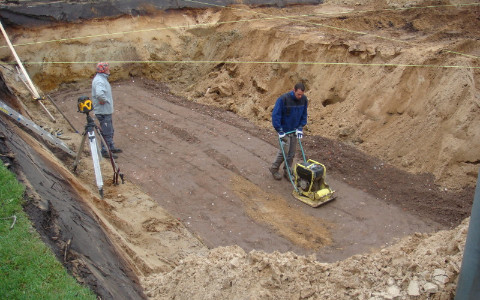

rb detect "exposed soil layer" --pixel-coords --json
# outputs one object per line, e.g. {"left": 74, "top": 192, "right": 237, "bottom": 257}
{"left": 1, "top": 0, "right": 477, "bottom": 191}
{"left": 0, "top": 0, "right": 478, "bottom": 299}
{"left": 0, "top": 0, "right": 324, "bottom": 26}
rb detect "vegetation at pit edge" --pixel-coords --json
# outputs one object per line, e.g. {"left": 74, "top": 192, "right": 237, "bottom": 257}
{"left": 0, "top": 163, "right": 96, "bottom": 299}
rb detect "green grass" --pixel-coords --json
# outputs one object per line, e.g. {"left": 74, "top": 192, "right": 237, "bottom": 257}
{"left": 0, "top": 163, "right": 96, "bottom": 299}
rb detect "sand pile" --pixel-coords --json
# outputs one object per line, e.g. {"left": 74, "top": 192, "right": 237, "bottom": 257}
{"left": 142, "top": 218, "right": 468, "bottom": 299}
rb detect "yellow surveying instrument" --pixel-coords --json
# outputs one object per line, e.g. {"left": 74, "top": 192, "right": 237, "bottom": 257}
{"left": 77, "top": 96, "right": 93, "bottom": 114}
{"left": 73, "top": 96, "right": 123, "bottom": 198}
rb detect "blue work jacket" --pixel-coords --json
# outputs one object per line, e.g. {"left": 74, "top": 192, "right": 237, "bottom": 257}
{"left": 272, "top": 91, "right": 308, "bottom": 133}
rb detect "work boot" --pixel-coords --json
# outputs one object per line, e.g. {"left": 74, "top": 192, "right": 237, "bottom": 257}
{"left": 102, "top": 152, "right": 118, "bottom": 159}
{"left": 110, "top": 147, "right": 123, "bottom": 153}
{"left": 284, "top": 171, "right": 290, "bottom": 180}
{"left": 269, "top": 166, "right": 282, "bottom": 181}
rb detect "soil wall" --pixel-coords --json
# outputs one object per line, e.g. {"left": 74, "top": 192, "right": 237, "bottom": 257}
{"left": 0, "top": 1, "right": 478, "bottom": 189}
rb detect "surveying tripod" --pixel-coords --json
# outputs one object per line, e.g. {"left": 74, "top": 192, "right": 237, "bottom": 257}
{"left": 72, "top": 96, "right": 124, "bottom": 198}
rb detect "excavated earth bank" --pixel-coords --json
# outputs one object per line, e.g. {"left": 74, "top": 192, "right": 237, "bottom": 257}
{"left": 0, "top": 0, "right": 479, "bottom": 299}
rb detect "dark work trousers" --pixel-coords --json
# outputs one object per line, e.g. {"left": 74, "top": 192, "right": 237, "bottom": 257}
{"left": 95, "top": 114, "right": 115, "bottom": 154}
{"left": 271, "top": 133, "right": 297, "bottom": 175}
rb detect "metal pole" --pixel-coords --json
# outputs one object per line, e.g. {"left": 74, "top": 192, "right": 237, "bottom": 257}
{"left": 46, "top": 94, "right": 79, "bottom": 133}
{"left": 455, "top": 169, "right": 480, "bottom": 299}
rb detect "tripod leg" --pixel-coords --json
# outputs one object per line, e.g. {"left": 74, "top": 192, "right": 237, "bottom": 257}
{"left": 73, "top": 132, "right": 87, "bottom": 172}
{"left": 95, "top": 127, "right": 123, "bottom": 185}
{"left": 95, "top": 127, "right": 109, "bottom": 158}
{"left": 94, "top": 129, "right": 104, "bottom": 160}
{"left": 87, "top": 131, "right": 104, "bottom": 198}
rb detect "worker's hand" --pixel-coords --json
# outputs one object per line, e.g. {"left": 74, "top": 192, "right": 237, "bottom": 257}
{"left": 296, "top": 129, "right": 303, "bottom": 139}
{"left": 278, "top": 131, "right": 286, "bottom": 139}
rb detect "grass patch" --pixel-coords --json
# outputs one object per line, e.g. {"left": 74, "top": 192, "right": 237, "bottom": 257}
{"left": 0, "top": 163, "right": 96, "bottom": 299}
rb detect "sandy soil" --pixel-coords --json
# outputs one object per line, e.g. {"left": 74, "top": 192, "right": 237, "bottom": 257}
{"left": 0, "top": 0, "right": 479, "bottom": 299}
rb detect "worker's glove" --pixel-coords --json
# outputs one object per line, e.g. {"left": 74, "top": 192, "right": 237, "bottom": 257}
{"left": 296, "top": 128, "right": 303, "bottom": 139}
{"left": 278, "top": 131, "right": 286, "bottom": 139}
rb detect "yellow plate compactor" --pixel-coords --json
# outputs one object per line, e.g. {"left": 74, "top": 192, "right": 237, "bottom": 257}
{"left": 280, "top": 132, "right": 336, "bottom": 207}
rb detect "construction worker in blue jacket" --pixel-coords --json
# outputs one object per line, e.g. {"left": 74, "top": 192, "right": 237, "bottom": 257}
{"left": 269, "top": 82, "right": 308, "bottom": 180}
{"left": 92, "top": 62, "right": 122, "bottom": 159}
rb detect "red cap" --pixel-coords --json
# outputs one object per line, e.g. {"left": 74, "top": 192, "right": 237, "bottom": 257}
{"left": 96, "top": 62, "right": 110, "bottom": 74}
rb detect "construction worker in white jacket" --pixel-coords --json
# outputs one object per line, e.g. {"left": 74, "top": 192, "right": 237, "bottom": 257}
{"left": 92, "top": 62, "right": 122, "bottom": 158}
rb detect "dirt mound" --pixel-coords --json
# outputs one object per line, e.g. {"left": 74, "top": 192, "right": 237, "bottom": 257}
{"left": 142, "top": 219, "right": 468, "bottom": 299}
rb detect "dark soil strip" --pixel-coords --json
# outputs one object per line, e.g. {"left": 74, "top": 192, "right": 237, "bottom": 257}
{"left": 305, "top": 136, "right": 474, "bottom": 228}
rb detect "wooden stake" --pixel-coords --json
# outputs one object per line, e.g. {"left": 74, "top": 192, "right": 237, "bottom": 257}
{"left": 0, "top": 21, "right": 56, "bottom": 122}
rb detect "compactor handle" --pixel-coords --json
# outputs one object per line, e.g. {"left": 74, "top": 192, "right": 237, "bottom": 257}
{"left": 283, "top": 130, "right": 307, "bottom": 163}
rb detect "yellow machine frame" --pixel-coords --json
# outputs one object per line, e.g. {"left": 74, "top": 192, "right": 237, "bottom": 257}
{"left": 292, "top": 159, "right": 335, "bottom": 207}
{"left": 279, "top": 132, "right": 336, "bottom": 207}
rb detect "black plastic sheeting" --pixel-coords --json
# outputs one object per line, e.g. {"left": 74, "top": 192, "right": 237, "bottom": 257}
{"left": 0, "top": 115, "right": 146, "bottom": 300}
{"left": 0, "top": 0, "right": 323, "bottom": 26}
